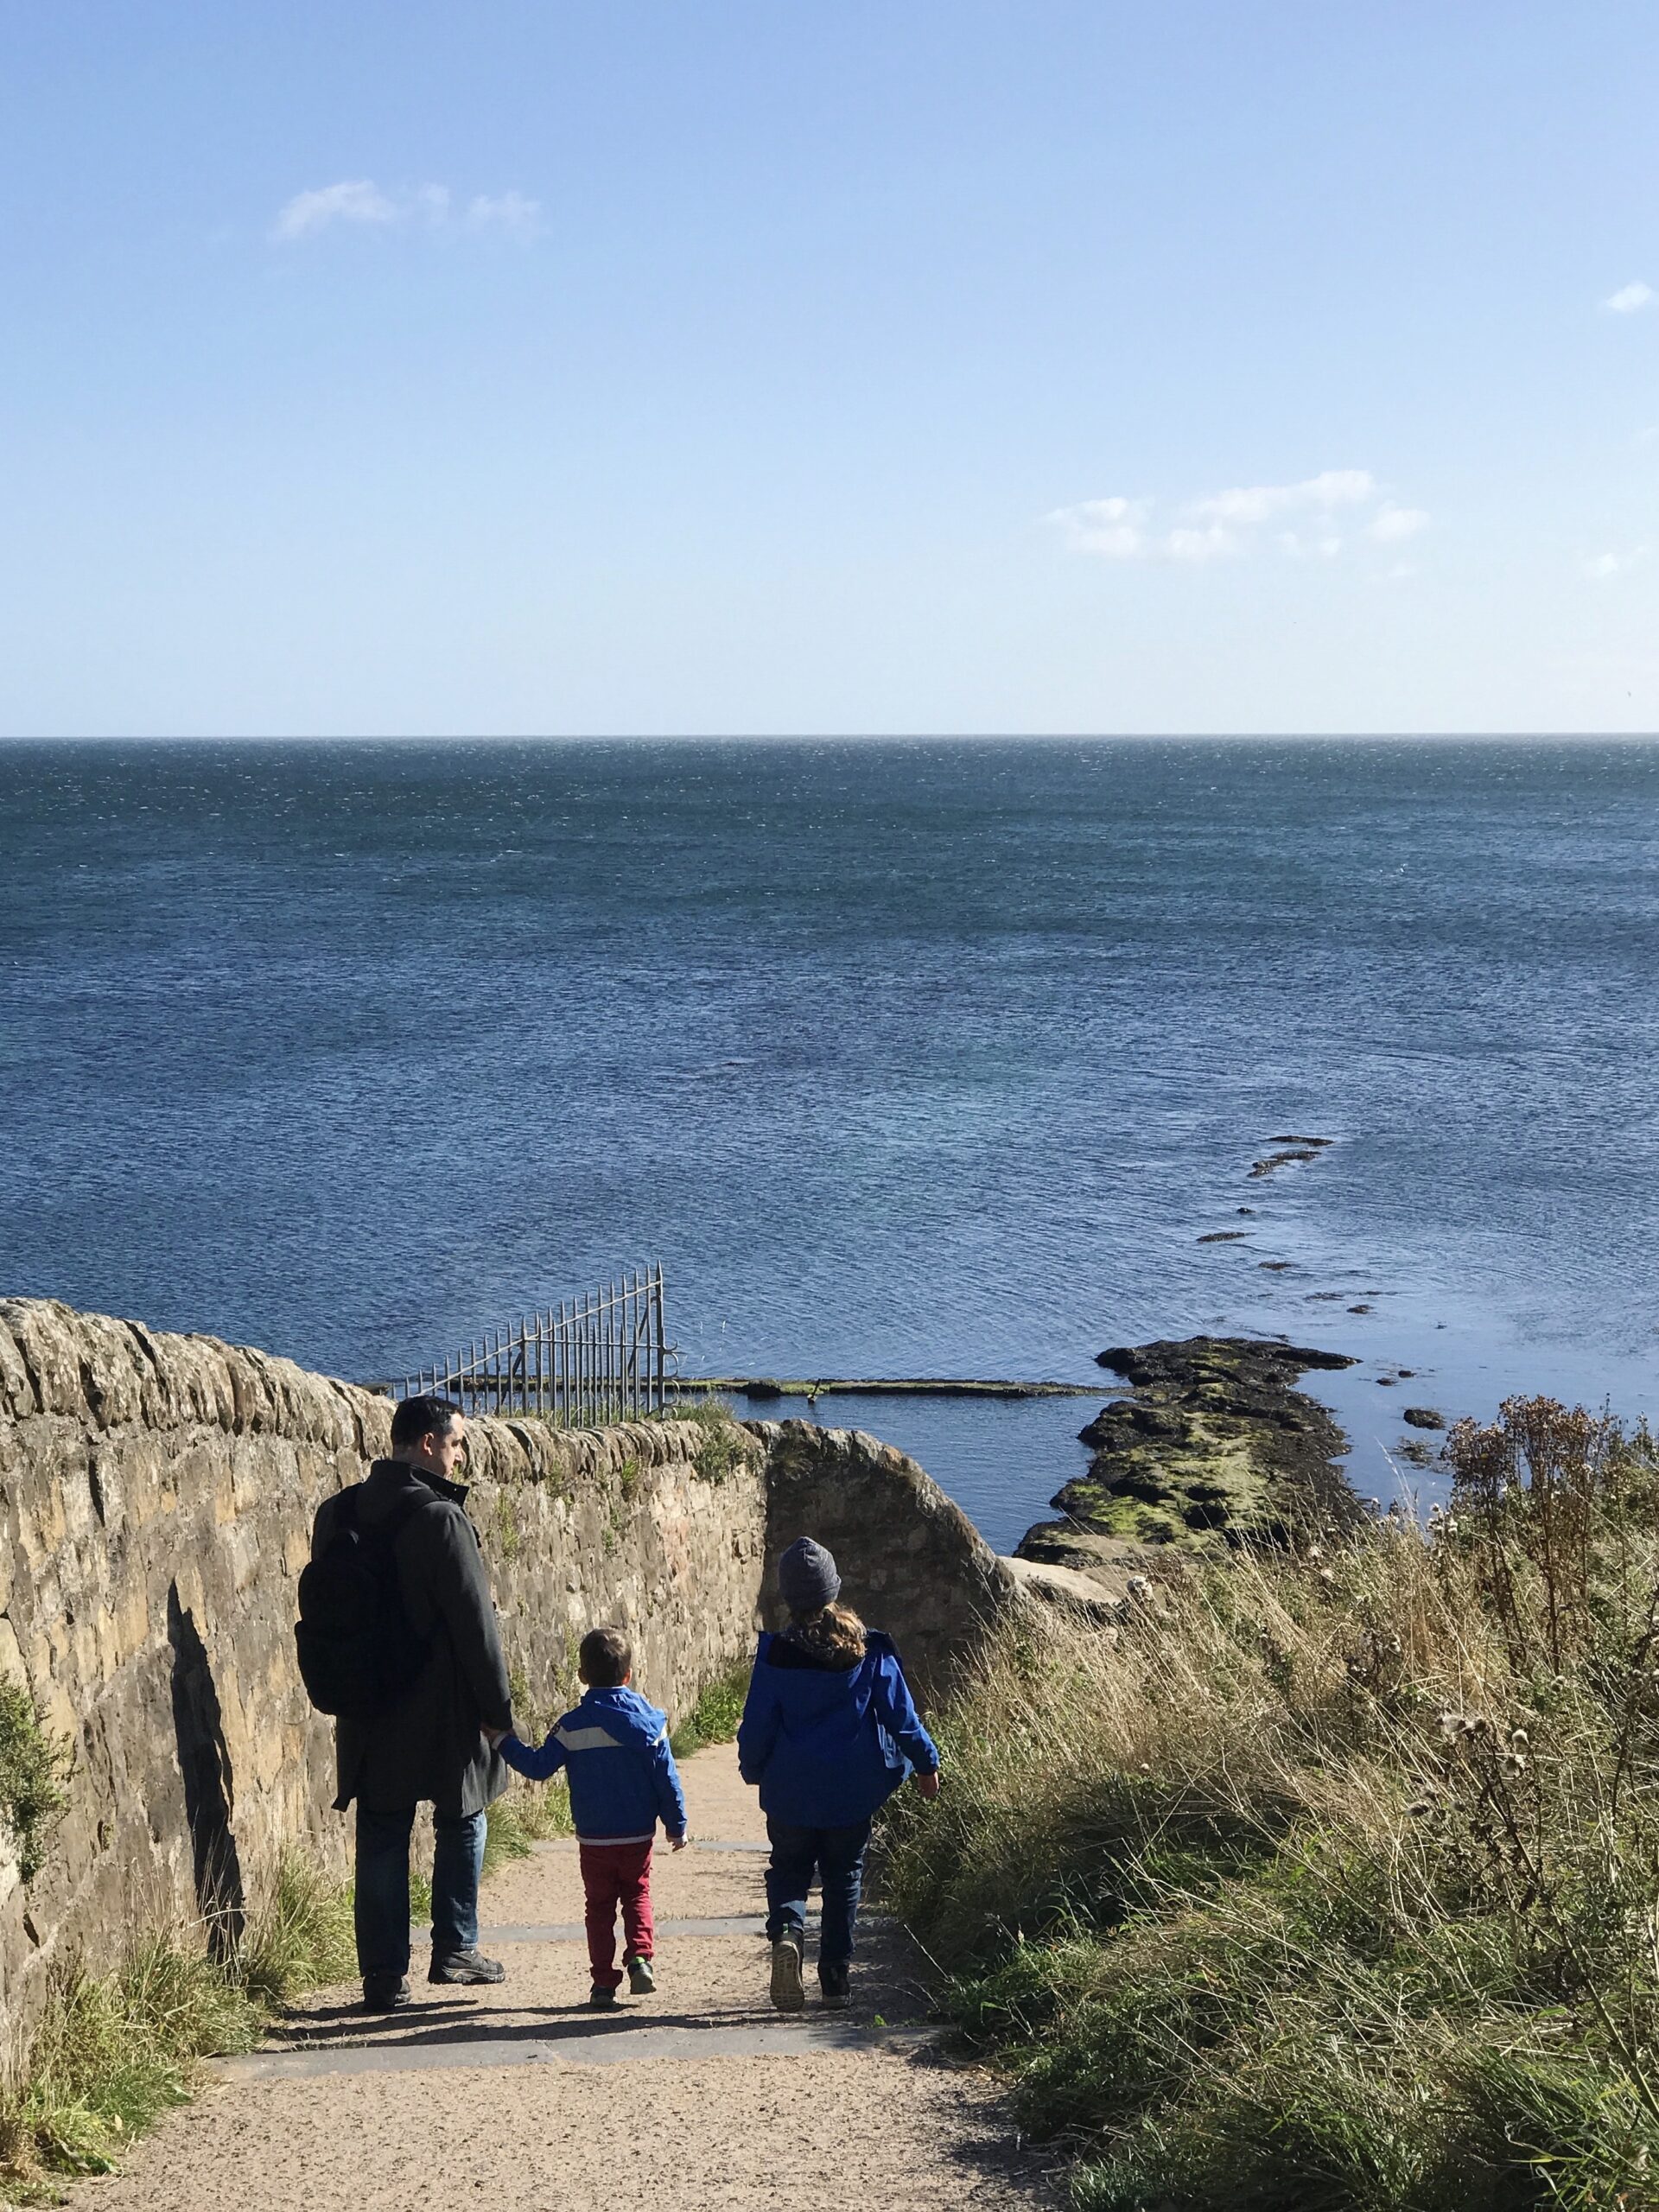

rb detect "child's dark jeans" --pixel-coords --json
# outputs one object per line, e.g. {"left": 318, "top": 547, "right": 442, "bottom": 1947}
{"left": 579, "top": 1840, "right": 655, "bottom": 1989}
{"left": 764, "top": 1816, "right": 874, "bottom": 1968}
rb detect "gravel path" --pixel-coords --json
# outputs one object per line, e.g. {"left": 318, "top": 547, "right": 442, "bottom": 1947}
{"left": 68, "top": 1745, "right": 1053, "bottom": 2212}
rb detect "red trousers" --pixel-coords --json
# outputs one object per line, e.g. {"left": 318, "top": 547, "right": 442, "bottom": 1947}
{"left": 578, "top": 1840, "right": 655, "bottom": 1989}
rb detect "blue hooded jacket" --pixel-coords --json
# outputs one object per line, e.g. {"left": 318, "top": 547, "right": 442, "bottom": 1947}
{"left": 736, "top": 1630, "right": 939, "bottom": 1829}
{"left": 499, "top": 1685, "right": 687, "bottom": 1844}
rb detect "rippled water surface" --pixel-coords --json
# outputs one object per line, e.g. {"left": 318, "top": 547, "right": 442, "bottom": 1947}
{"left": 3, "top": 738, "right": 1656, "bottom": 1549}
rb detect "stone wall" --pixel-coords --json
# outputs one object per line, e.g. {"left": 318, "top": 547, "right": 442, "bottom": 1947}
{"left": 0, "top": 1299, "right": 766, "bottom": 2056}
{"left": 753, "top": 1418, "right": 1017, "bottom": 1707}
{"left": 0, "top": 1299, "right": 1027, "bottom": 2061}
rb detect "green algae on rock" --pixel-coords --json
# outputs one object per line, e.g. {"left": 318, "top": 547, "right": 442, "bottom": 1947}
{"left": 1015, "top": 1335, "right": 1361, "bottom": 1588}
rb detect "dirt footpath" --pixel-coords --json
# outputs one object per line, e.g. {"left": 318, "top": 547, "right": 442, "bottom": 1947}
{"left": 70, "top": 1745, "right": 1053, "bottom": 2212}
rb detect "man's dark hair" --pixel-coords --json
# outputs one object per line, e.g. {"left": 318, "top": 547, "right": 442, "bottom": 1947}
{"left": 578, "top": 1627, "right": 632, "bottom": 1688}
{"left": 390, "top": 1395, "right": 463, "bottom": 1451}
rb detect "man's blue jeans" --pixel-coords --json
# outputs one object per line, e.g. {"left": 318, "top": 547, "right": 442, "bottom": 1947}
{"left": 354, "top": 1805, "right": 486, "bottom": 1980}
{"left": 764, "top": 1816, "right": 874, "bottom": 1970}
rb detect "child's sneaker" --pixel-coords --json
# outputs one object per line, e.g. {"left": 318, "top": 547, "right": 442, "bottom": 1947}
{"left": 626, "top": 1956, "right": 656, "bottom": 1996}
{"left": 769, "top": 1934, "right": 805, "bottom": 2012}
{"left": 588, "top": 1985, "right": 619, "bottom": 2010}
{"left": 819, "top": 1962, "right": 850, "bottom": 2010}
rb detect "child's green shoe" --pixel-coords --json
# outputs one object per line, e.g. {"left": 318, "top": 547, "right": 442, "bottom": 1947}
{"left": 588, "top": 1985, "right": 619, "bottom": 2009}
{"left": 627, "top": 1956, "right": 656, "bottom": 1996}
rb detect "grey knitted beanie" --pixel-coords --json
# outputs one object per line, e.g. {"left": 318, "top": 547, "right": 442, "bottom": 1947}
{"left": 777, "top": 1536, "right": 842, "bottom": 1614}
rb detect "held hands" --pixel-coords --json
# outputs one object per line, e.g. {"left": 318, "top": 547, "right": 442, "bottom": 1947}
{"left": 914, "top": 1770, "right": 941, "bottom": 1801}
{"left": 482, "top": 1726, "right": 507, "bottom": 1748}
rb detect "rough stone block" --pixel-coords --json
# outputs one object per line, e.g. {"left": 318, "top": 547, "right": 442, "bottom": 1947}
{"left": 0, "top": 1302, "right": 86, "bottom": 1420}
{"left": 0, "top": 1321, "right": 38, "bottom": 1420}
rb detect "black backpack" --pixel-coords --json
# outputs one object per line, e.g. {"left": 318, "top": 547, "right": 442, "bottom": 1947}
{"left": 295, "top": 1485, "right": 435, "bottom": 1719}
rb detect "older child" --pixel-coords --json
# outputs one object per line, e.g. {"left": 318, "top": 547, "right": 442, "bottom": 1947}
{"left": 736, "top": 1537, "right": 940, "bottom": 2012}
{"left": 498, "top": 1627, "right": 688, "bottom": 2008}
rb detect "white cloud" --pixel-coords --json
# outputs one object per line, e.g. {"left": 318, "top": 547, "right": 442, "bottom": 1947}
{"left": 1604, "top": 281, "right": 1656, "bottom": 314}
{"left": 1191, "top": 468, "right": 1376, "bottom": 525}
{"left": 1165, "top": 524, "right": 1236, "bottom": 563}
{"left": 1279, "top": 531, "right": 1345, "bottom": 559}
{"left": 271, "top": 179, "right": 397, "bottom": 241}
{"left": 1368, "top": 502, "right": 1430, "bottom": 543}
{"left": 271, "top": 179, "right": 541, "bottom": 244}
{"left": 1050, "top": 470, "right": 1425, "bottom": 568}
{"left": 1046, "top": 497, "right": 1149, "bottom": 558}
{"left": 1584, "top": 548, "right": 1648, "bottom": 579}
{"left": 466, "top": 191, "right": 542, "bottom": 238}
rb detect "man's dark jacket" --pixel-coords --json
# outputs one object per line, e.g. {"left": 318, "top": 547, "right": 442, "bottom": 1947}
{"left": 311, "top": 1458, "right": 514, "bottom": 1816}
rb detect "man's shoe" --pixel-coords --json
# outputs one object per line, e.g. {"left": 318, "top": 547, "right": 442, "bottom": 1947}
{"left": 819, "top": 1963, "right": 850, "bottom": 2011}
{"left": 769, "top": 1934, "right": 805, "bottom": 2013}
{"left": 588, "top": 1984, "right": 619, "bottom": 2009}
{"left": 626, "top": 1956, "right": 656, "bottom": 1996}
{"left": 429, "top": 1948, "right": 506, "bottom": 1986}
{"left": 360, "top": 1975, "right": 411, "bottom": 2013}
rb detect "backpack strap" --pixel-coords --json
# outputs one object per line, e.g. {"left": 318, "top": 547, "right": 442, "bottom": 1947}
{"left": 340, "top": 1480, "right": 448, "bottom": 1547}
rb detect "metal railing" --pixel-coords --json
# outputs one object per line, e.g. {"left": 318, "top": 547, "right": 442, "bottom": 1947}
{"left": 398, "top": 1264, "right": 671, "bottom": 1425}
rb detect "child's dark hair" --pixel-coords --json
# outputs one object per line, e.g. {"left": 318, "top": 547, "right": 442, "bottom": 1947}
{"left": 578, "top": 1626, "right": 632, "bottom": 1688}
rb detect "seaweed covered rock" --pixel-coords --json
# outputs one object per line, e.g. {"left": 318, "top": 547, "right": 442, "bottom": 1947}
{"left": 1016, "top": 1336, "right": 1361, "bottom": 1586}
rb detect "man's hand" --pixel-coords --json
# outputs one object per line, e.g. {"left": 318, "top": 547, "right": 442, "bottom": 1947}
{"left": 915, "top": 1770, "right": 941, "bottom": 1801}
{"left": 671, "top": 1833, "right": 690, "bottom": 1853}
{"left": 483, "top": 1726, "right": 507, "bottom": 1748}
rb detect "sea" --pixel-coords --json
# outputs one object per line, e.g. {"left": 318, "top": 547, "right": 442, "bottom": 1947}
{"left": 3, "top": 737, "right": 1656, "bottom": 1554}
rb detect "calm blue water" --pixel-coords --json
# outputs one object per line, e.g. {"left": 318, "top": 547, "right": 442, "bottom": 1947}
{"left": 3, "top": 739, "right": 1656, "bottom": 1550}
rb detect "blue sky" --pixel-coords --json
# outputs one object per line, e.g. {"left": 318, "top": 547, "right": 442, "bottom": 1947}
{"left": 3, "top": 3, "right": 1656, "bottom": 736}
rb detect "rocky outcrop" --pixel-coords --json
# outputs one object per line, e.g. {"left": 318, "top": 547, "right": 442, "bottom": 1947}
{"left": 1017, "top": 1336, "right": 1361, "bottom": 1587}
{"left": 0, "top": 1299, "right": 1021, "bottom": 2063}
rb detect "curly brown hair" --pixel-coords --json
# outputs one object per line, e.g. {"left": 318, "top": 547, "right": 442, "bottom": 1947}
{"left": 785, "top": 1601, "right": 868, "bottom": 1669}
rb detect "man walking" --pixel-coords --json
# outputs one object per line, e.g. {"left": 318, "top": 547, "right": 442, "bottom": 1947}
{"left": 310, "top": 1395, "right": 516, "bottom": 2012}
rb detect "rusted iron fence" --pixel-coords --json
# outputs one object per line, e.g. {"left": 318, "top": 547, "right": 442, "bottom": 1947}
{"left": 398, "top": 1264, "right": 672, "bottom": 1425}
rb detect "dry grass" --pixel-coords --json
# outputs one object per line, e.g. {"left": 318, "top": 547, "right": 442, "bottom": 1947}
{"left": 880, "top": 1398, "right": 1659, "bottom": 2211}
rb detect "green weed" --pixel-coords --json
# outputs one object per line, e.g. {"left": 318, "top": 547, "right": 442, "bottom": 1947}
{"left": 0, "top": 1685, "right": 70, "bottom": 1884}
{"left": 492, "top": 1490, "right": 521, "bottom": 1564}
{"left": 663, "top": 1398, "right": 756, "bottom": 1485}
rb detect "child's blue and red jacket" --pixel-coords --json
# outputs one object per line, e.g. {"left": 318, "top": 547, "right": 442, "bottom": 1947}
{"left": 499, "top": 1685, "right": 688, "bottom": 1845}
{"left": 736, "top": 1630, "right": 939, "bottom": 1828}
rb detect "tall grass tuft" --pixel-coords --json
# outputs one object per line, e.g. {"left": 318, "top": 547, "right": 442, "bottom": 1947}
{"left": 235, "top": 1850, "right": 356, "bottom": 2006}
{"left": 0, "top": 1848, "right": 357, "bottom": 2192}
{"left": 879, "top": 1396, "right": 1659, "bottom": 2212}
{"left": 670, "top": 1658, "right": 752, "bottom": 1759}
{"left": 0, "top": 1940, "right": 262, "bottom": 2181}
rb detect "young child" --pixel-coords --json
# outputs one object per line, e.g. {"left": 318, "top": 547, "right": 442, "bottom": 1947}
{"left": 498, "top": 1626, "right": 689, "bottom": 2008}
{"left": 736, "top": 1537, "right": 940, "bottom": 2012}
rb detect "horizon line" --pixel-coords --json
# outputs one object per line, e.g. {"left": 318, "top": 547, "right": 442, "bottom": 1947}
{"left": 3, "top": 729, "right": 1659, "bottom": 746}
